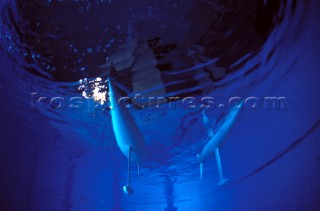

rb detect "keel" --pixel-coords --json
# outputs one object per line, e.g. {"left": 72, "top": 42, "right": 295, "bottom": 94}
{"left": 197, "top": 154, "right": 203, "bottom": 180}
{"left": 215, "top": 148, "right": 228, "bottom": 185}
{"left": 200, "top": 162, "right": 203, "bottom": 180}
{"left": 138, "top": 163, "right": 141, "bottom": 179}
{"left": 123, "top": 146, "right": 134, "bottom": 195}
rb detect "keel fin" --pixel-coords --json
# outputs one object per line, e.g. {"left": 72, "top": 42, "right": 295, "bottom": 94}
{"left": 215, "top": 148, "right": 228, "bottom": 185}
{"left": 200, "top": 162, "right": 203, "bottom": 180}
{"left": 138, "top": 163, "right": 141, "bottom": 179}
{"left": 127, "top": 146, "right": 131, "bottom": 187}
{"left": 123, "top": 146, "right": 134, "bottom": 195}
{"left": 197, "top": 154, "right": 203, "bottom": 180}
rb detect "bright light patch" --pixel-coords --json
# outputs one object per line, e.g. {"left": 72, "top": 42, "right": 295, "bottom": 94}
{"left": 78, "top": 77, "right": 108, "bottom": 105}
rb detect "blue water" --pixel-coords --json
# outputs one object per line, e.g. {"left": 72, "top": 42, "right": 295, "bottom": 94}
{"left": 0, "top": 0, "right": 320, "bottom": 210}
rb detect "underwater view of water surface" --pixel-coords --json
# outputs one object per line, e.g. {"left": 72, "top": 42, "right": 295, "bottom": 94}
{"left": 0, "top": 0, "right": 320, "bottom": 210}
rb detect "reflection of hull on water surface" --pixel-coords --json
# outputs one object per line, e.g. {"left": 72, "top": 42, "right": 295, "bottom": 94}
{"left": 1, "top": 0, "right": 280, "bottom": 104}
